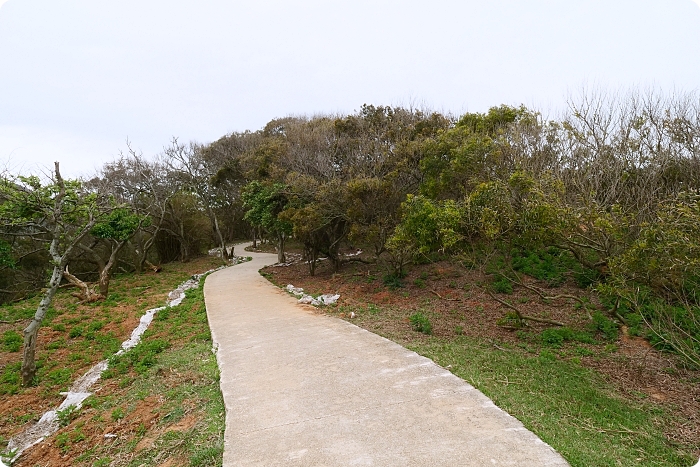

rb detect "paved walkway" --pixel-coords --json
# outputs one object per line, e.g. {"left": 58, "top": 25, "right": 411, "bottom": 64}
{"left": 204, "top": 245, "right": 570, "bottom": 466}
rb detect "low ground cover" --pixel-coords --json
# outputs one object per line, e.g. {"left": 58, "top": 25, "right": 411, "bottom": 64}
{"left": 261, "top": 244, "right": 700, "bottom": 467}
{"left": 0, "top": 255, "right": 225, "bottom": 466}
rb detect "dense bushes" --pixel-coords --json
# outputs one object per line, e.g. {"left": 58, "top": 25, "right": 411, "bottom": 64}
{"left": 3, "top": 89, "right": 699, "bottom": 365}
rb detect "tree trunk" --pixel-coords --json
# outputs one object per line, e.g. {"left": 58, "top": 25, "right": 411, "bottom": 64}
{"left": 179, "top": 222, "right": 189, "bottom": 262}
{"left": 277, "top": 233, "right": 286, "bottom": 263}
{"left": 307, "top": 246, "right": 318, "bottom": 276}
{"left": 99, "top": 269, "right": 110, "bottom": 297}
{"left": 22, "top": 263, "right": 62, "bottom": 386}
{"left": 252, "top": 228, "right": 257, "bottom": 249}
{"left": 19, "top": 161, "right": 97, "bottom": 386}
{"left": 98, "top": 240, "right": 127, "bottom": 297}
{"left": 212, "top": 211, "right": 228, "bottom": 261}
{"left": 134, "top": 245, "right": 143, "bottom": 274}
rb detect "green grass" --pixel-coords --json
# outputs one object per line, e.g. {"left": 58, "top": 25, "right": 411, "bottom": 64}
{"left": 410, "top": 337, "right": 696, "bottom": 466}
{"left": 2, "top": 330, "right": 22, "bottom": 352}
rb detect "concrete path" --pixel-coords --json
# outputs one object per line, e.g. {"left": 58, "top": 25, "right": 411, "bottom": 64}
{"left": 204, "top": 245, "right": 570, "bottom": 466}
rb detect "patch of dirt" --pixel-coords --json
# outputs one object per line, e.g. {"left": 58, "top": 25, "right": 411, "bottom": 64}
{"left": 156, "top": 457, "right": 187, "bottom": 467}
{"left": 262, "top": 248, "right": 700, "bottom": 455}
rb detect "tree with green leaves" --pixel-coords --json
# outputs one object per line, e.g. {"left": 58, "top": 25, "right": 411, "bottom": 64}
{"left": 242, "top": 181, "right": 292, "bottom": 263}
{"left": 0, "top": 163, "right": 108, "bottom": 386}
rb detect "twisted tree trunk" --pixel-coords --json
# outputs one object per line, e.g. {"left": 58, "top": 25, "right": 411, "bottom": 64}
{"left": 22, "top": 258, "right": 63, "bottom": 386}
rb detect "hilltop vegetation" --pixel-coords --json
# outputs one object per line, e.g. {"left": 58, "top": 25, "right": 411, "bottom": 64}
{"left": 2, "top": 88, "right": 699, "bottom": 373}
{"left": 1, "top": 88, "right": 699, "bottom": 463}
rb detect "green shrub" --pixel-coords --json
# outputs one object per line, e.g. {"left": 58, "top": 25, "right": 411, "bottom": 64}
{"left": 383, "top": 273, "right": 405, "bottom": 290}
{"left": 540, "top": 328, "right": 568, "bottom": 347}
{"left": 589, "top": 312, "right": 619, "bottom": 341}
{"left": 409, "top": 312, "right": 432, "bottom": 335}
{"left": 540, "top": 327, "right": 595, "bottom": 348}
{"left": 491, "top": 276, "right": 513, "bottom": 294}
{"left": 511, "top": 247, "right": 597, "bottom": 287}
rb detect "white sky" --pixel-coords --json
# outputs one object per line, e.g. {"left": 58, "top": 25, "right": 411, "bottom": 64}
{"left": 1, "top": 0, "right": 699, "bottom": 178}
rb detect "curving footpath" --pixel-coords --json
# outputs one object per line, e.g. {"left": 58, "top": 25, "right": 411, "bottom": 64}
{"left": 204, "top": 245, "right": 570, "bottom": 466}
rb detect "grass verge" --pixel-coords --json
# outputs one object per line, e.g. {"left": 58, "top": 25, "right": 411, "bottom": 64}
{"left": 412, "top": 337, "right": 691, "bottom": 466}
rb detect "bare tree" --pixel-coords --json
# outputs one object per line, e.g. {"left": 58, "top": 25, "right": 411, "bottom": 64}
{"left": 163, "top": 138, "right": 232, "bottom": 260}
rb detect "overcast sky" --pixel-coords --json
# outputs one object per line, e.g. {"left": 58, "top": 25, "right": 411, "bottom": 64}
{"left": 1, "top": 0, "right": 699, "bottom": 178}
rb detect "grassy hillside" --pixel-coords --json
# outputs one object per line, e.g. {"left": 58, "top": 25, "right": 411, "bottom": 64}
{"left": 1, "top": 255, "right": 226, "bottom": 467}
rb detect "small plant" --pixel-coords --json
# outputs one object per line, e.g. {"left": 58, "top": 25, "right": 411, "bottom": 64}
{"left": 111, "top": 407, "right": 125, "bottom": 421}
{"left": 413, "top": 278, "right": 426, "bottom": 288}
{"left": 1, "top": 448, "right": 17, "bottom": 465}
{"left": 46, "top": 337, "right": 67, "bottom": 350}
{"left": 104, "top": 338, "right": 169, "bottom": 378}
{"left": 409, "top": 312, "right": 432, "bottom": 335}
{"left": 71, "top": 428, "right": 86, "bottom": 442}
{"left": 538, "top": 349, "right": 557, "bottom": 362}
{"left": 455, "top": 325, "right": 464, "bottom": 335}
{"left": 574, "top": 346, "right": 595, "bottom": 357}
{"left": 46, "top": 368, "right": 72, "bottom": 387}
{"left": 57, "top": 404, "right": 79, "bottom": 427}
{"left": 540, "top": 327, "right": 595, "bottom": 348}
{"left": 0, "top": 362, "right": 21, "bottom": 395}
{"left": 55, "top": 432, "right": 71, "bottom": 453}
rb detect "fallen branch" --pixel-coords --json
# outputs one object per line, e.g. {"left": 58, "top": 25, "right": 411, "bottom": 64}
{"left": 430, "top": 289, "right": 461, "bottom": 301}
{"left": 498, "top": 271, "right": 593, "bottom": 320}
{"left": 63, "top": 267, "right": 104, "bottom": 303}
{"left": 488, "top": 292, "right": 565, "bottom": 327}
{"left": 145, "top": 260, "right": 162, "bottom": 273}
{"left": 487, "top": 339, "right": 511, "bottom": 352}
